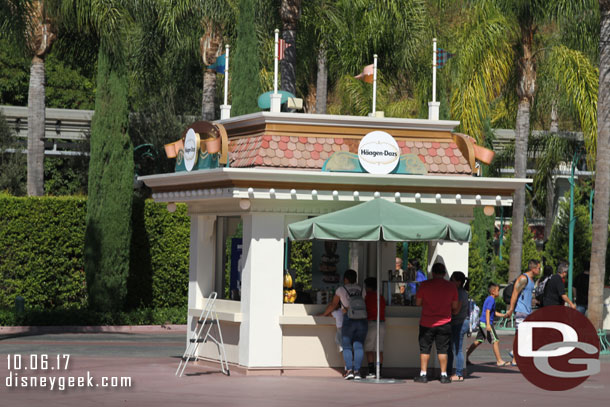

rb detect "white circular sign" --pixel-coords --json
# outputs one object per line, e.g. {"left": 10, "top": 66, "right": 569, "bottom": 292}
{"left": 184, "top": 128, "right": 200, "bottom": 172}
{"left": 358, "top": 131, "right": 400, "bottom": 174}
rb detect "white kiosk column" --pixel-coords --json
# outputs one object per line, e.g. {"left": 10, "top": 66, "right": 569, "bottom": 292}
{"left": 188, "top": 215, "right": 217, "bottom": 343}
{"left": 239, "top": 212, "right": 285, "bottom": 367}
{"left": 428, "top": 241, "right": 469, "bottom": 277}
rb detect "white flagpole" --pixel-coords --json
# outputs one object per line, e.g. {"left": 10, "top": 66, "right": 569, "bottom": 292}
{"left": 432, "top": 38, "right": 437, "bottom": 103}
{"left": 220, "top": 44, "right": 231, "bottom": 119}
{"left": 372, "top": 54, "right": 378, "bottom": 115}
{"left": 274, "top": 29, "right": 279, "bottom": 94}
{"left": 224, "top": 44, "right": 230, "bottom": 106}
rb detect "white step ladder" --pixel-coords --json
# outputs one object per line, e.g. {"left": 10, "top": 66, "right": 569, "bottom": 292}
{"left": 176, "top": 292, "right": 230, "bottom": 377}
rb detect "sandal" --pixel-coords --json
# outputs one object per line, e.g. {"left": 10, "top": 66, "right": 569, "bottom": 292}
{"left": 496, "top": 361, "right": 511, "bottom": 367}
{"left": 450, "top": 375, "right": 464, "bottom": 382}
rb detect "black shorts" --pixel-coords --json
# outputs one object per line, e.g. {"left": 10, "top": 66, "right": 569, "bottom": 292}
{"left": 475, "top": 323, "right": 499, "bottom": 344}
{"left": 418, "top": 323, "right": 451, "bottom": 354}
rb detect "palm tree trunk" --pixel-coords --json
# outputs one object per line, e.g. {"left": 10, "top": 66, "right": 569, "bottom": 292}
{"left": 544, "top": 103, "right": 559, "bottom": 242}
{"left": 509, "top": 98, "right": 530, "bottom": 282}
{"left": 27, "top": 55, "right": 45, "bottom": 196}
{"left": 588, "top": 1, "right": 610, "bottom": 330}
{"left": 508, "top": 28, "right": 536, "bottom": 282}
{"left": 315, "top": 46, "right": 327, "bottom": 114}
{"left": 202, "top": 69, "right": 216, "bottom": 120}
{"left": 280, "top": 0, "right": 301, "bottom": 96}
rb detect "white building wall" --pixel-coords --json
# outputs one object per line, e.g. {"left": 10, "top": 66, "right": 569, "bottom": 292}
{"left": 238, "top": 212, "right": 285, "bottom": 367}
{"left": 428, "top": 241, "right": 470, "bottom": 277}
{"left": 187, "top": 215, "right": 217, "bottom": 345}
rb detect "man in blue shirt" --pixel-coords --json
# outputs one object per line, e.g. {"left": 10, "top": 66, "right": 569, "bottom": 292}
{"left": 466, "top": 283, "right": 509, "bottom": 367}
{"left": 505, "top": 259, "right": 541, "bottom": 365}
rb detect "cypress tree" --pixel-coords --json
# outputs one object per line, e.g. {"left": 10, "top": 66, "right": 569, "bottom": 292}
{"left": 84, "top": 44, "right": 134, "bottom": 312}
{"left": 232, "top": 0, "right": 262, "bottom": 116}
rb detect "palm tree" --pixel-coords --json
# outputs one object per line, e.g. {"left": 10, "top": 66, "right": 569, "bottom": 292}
{"left": 155, "top": 0, "right": 236, "bottom": 120}
{"left": 280, "top": 0, "right": 302, "bottom": 96}
{"left": 589, "top": 0, "right": 610, "bottom": 330}
{"left": 200, "top": 20, "right": 224, "bottom": 120}
{"left": 1, "top": 1, "right": 56, "bottom": 196}
{"left": 451, "top": 1, "right": 598, "bottom": 282}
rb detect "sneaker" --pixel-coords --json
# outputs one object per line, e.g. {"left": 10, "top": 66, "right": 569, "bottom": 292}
{"left": 344, "top": 370, "right": 354, "bottom": 380}
{"left": 366, "top": 371, "right": 376, "bottom": 379}
{"left": 413, "top": 374, "right": 428, "bottom": 383}
{"left": 440, "top": 375, "right": 452, "bottom": 384}
{"left": 353, "top": 371, "right": 362, "bottom": 380}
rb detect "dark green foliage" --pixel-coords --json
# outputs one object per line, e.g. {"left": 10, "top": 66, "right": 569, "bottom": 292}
{"left": 468, "top": 208, "right": 498, "bottom": 305}
{"left": 290, "top": 240, "right": 313, "bottom": 290}
{"left": 0, "top": 112, "right": 26, "bottom": 195}
{"left": 495, "top": 221, "right": 541, "bottom": 283}
{"left": 0, "top": 195, "right": 190, "bottom": 311}
{"left": 232, "top": 0, "right": 262, "bottom": 116}
{"left": 45, "top": 52, "right": 96, "bottom": 110}
{"left": 396, "top": 241, "right": 428, "bottom": 270}
{"left": 44, "top": 155, "right": 90, "bottom": 196}
{"left": 128, "top": 199, "right": 190, "bottom": 308}
{"left": 0, "top": 38, "right": 29, "bottom": 106}
{"left": 84, "top": 46, "right": 134, "bottom": 312}
{"left": 0, "top": 194, "right": 88, "bottom": 310}
{"left": 468, "top": 226, "right": 488, "bottom": 306}
{"left": 0, "top": 306, "right": 187, "bottom": 326}
{"left": 544, "top": 190, "right": 592, "bottom": 277}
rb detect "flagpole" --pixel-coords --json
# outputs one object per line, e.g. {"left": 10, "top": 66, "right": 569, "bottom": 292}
{"left": 220, "top": 44, "right": 231, "bottom": 119}
{"left": 432, "top": 38, "right": 437, "bottom": 103}
{"left": 270, "top": 29, "right": 282, "bottom": 112}
{"left": 428, "top": 38, "right": 440, "bottom": 120}
{"left": 274, "top": 29, "right": 279, "bottom": 94}
{"left": 224, "top": 44, "right": 229, "bottom": 106}
{"left": 372, "top": 54, "right": 378, "bottom": 115}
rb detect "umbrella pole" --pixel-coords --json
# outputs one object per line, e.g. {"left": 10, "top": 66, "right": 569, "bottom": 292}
{"left": 376, "top": 241, "right": 381, "bottom": 379}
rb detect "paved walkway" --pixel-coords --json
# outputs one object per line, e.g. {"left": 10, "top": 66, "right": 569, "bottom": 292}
{"left": 1, "top": 330, "right": 608, "bottom": 406}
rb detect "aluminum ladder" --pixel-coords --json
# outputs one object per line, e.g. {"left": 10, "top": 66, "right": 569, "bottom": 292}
{"left": 176, "top": 292, "right": 230, "bottom": 377}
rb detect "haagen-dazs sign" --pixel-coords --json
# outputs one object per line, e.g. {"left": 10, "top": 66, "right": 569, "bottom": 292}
{"left": 358, "top": 131, "right": 400, "bottom": 174}
{"left": 183, "top": 128, "right": 200, "bottom": 172}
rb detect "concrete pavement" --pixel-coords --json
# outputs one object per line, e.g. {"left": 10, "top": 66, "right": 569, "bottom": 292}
{"left": 1, "top": 330, "right": 608, "bottom": 406}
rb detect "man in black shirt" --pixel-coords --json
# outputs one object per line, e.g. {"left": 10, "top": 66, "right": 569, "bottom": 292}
{"left": 542, "top": 261, "right": 577, "bottom": 309}
{"left": 573, "top": 269, "right": 590, "bottom": 314}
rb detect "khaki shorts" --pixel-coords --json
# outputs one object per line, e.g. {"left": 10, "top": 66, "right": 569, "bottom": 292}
{"left": 364, "top": 321, "right": 386, "bottom": 352}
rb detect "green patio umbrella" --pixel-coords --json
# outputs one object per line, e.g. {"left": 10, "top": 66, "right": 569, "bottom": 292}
{"left": 287, "top": 198, "right": 471, "bottom": 242}
{"left": 287, "top": 198, "right": 471, "bottom": 382}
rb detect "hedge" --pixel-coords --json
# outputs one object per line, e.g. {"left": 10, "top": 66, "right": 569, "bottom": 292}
{"left": 0, "top": 306, "right": 187, "bottom": 326}
{"left": 0, "top": 194, "right": 190, "bottom": 312}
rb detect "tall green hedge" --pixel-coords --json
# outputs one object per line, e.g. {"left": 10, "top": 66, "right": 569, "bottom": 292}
{"left": 84, "top": 46, "right": 134, "bottom": 312}
{"left": 232, "top": 0, "right": 262, "bottom": 116}
{"left": 0, "top": 195, "right": 190, "bottom": 311}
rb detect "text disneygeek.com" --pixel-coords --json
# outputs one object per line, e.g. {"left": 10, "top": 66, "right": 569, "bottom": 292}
{"left": 4, "top": 354, "right": 132, "bottom": 391}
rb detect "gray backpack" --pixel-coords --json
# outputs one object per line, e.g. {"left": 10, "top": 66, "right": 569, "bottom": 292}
{"left": 343, "top": 286, "right": 367, "bottom": 320}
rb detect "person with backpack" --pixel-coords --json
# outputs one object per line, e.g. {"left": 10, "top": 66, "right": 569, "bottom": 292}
{"left": 321, "top": 269, "right": 367, "bottom": 380}
{"left": 542, "top": 261, "right": 577, "bottom": 309}
{"left": 535, "top": 265, "right": 553, "bottom": 307}
{"left": 414, "top": 263, "right": 458, "bottom": 384}
{"left": 504, "top": 259, "right": 541, "bottom": 365}
{"left": 447, "top": 271, "right": 470, "bottom": 382}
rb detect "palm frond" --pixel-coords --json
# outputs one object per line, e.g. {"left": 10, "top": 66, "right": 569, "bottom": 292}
{"left": 547, "top": 45, "right": 598, "bottom": 166}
